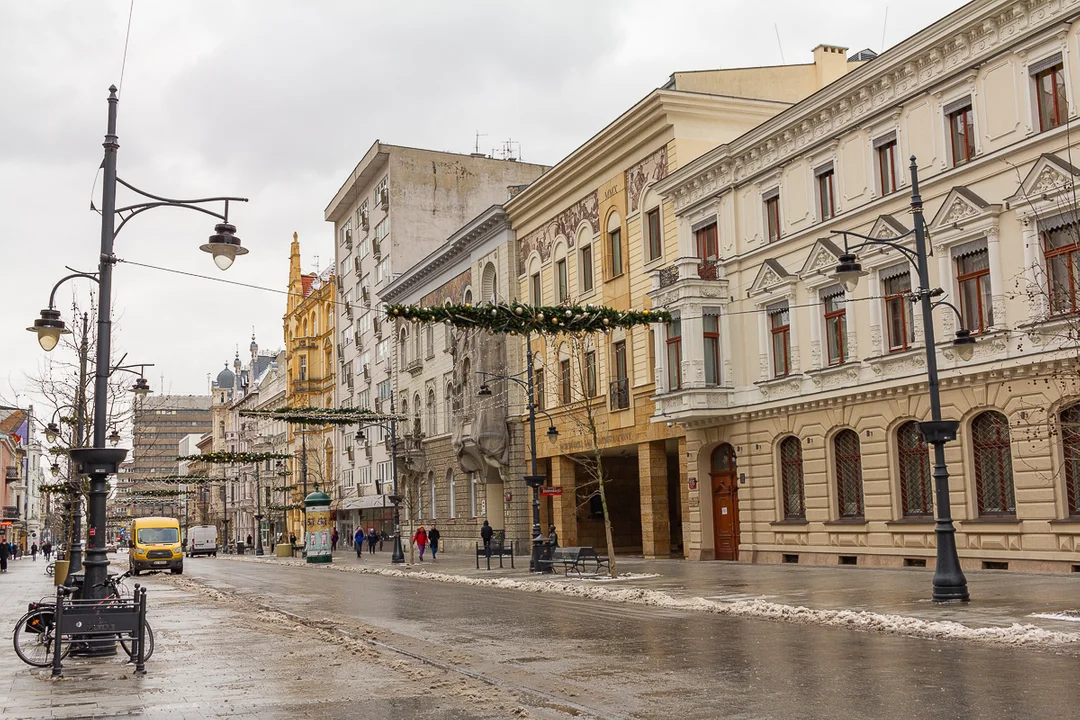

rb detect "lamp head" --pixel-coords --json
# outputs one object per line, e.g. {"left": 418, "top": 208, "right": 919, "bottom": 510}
{"left": 546, "top": 425, "right": 559, "bottom": 441}
{"left": 477, "top": 384, "right": 492, "bottom": 397}
{"left": 107, "top": 428, "right": 122, "bottom": 447}
{"left": 356, "top": 430, "right": 366, "bottom": 443}
{"left": 131, "top": 377, "right": 151, "bottom": 398}
{"left": 27, "top": 308, "right": 70, "bottom": 352}
{"left": 50, "top": 462, "right": 60, "bottom": 478}
{"left": 833, "top": 253, "right": 866, "bottom": 294}
{"left": 953, "top": 328, "right": 976, "bottom": 362}
{"left": 200, "top": 222, "right": 248, "bottom": 271}
{"left": 44, "top": 422, "right": 60, "bottom": 443}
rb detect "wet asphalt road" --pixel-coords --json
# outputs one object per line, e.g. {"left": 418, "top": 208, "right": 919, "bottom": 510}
{"left": 184, "top": 558, "right": 1080, "bottom": 720}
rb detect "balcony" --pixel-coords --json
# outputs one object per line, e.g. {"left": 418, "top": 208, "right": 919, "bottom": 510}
{"left": 291, "top": 377, "right": 335, "bottom": 394}
{"left": 657, "top": 257, "right": 722, "bottom": 289}
{"left": 609, "top": 378, "right": 630, "bottom": 411}
{"left": 2, "top": 505, "right": 18, "bottom": 520}
{"left": 405, "top": 358, "right": 423, "bottom": 376}
{"left": 292, "top": 336, "right": 319, "bottom": 350}
{"left": 5, "top": 467, "right": 19, "bottom": 481}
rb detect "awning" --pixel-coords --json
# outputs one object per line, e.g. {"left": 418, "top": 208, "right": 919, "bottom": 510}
{"left": 341, "top": 494, "right": 390, "bottom": 511}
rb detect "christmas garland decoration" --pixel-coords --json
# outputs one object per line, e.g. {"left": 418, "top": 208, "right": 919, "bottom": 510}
{"left": 40, "top": 482, "right": 76, "bottom": 495}
{"left": 385, "top": 301, "right": 671, "bottom": 335}
{"left": 151, "top": 474, "right": 214, "bottom": 481}
{"left": 269, "top": 503, "right": 304, "bottom": 512}
{"left": 239, "top": 407, "right": 403, "bottom": 425}
{"left": 130, "top": 488, "right": 188, "bottom": 498}
{"left": 271, "top": 484, "right": 297, "bottom": 492}
{"left": 176, "top": 451, "right": 292, "bottom": 464}
{"left": 130, "top": 477, "right": 216, "bottom": 486}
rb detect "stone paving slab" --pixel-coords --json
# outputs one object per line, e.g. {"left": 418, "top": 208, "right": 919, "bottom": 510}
{"left": 224, "top": 546, "right": 1080, "bottom": 635}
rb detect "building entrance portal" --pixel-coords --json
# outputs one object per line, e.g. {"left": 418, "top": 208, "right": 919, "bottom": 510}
{"left": 710, "top": 444, "right": 739, "bottom": 561}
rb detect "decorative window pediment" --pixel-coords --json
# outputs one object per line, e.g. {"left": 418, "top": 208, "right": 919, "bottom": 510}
{"left": 749, "top": 258, "right": 795, "bottom": 298}
{"left": 928, "top": 186, "right": 999, "bottom": 233}
{"left": 799, "top": 238, "right": 845, "bottom": 282}
{"left": 867, "top": 214, "right": 910, "bottom": 240}
{"left": 1005, "top": 153, "right": 1080, "bottom": 207}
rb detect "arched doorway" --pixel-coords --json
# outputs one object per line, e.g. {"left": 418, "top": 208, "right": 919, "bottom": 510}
{"left": 710, "top": 444, "right": 739, "bottom": 561}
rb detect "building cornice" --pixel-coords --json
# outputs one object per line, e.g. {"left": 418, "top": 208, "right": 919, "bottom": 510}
{"left": 658, "top": 0, "right": 1080, "bottom": 210}
{"left": 381, "top": 206, "right": 509, "bottom": 303}
{"left": 324, "top": 140, "right": 390, "bottom": 224}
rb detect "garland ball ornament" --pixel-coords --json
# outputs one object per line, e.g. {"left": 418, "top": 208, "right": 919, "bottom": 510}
{"left": 514, "top": 306, "right": 523, "bottom": 315}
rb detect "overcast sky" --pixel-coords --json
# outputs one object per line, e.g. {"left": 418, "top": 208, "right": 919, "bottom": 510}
{"left": 0, "top": 0, "right": 968, "bottom": 416}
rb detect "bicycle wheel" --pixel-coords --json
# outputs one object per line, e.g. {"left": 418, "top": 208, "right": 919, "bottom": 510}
{"left": 13, "top": 610, "right": 71, "bottom": 667}
{"left": 45, "top": 563, "right": 55, "bottom": 577}
{"left": 119, "top": 621, "right": 154, "bottom": 662}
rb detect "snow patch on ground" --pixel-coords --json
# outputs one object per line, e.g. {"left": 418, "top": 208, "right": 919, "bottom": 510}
{"left": 220, "top": 556, "right": 1080, "bottom": 649}
{"left": 1031, "top": 611, "right": 1080, "bottom": 622}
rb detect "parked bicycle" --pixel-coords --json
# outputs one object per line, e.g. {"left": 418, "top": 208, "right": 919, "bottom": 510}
{"left": 12, "top": 569, "right": 154, "bottom": 667}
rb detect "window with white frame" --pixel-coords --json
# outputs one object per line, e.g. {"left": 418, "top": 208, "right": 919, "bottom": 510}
{"left": 945, "top": 96, "right": 975, "bottom": 167}
{"left": 763, "top": 188, "right": 781, "bottom": 243}
{"left": 375, "top": 256, "right": 391, "bottom": 285}
{"left": 822, "top": 287, "right": 847, "bottom": 366}
{"left": 579, "top": 242, "right": 594, "bottom": 294}
{"left": 875, "top": 132, "right": 898, "bottom": 195}
{"left": 768, "top": 302, "right": 791, "bottom": 377}
{"left": 344, "top": 469, "right": 355, "bottom": 489}
{"left": 954, "top": 240, "right": 994, "bottom": 331}
{"left": 448, "top": 469, "right": 457, "bottom": 518}
{"left": 1031, "top": 54, "right": 1068, "bottom": 133}
{"left": 469, "top": 473, "right": 478, "bottom": 517}
{"left": 704, "top": 315, "right": 720, "bottom": 386}
{"left": 816, "top": 162, "right": 836, "bottom": 222}
{"left": 644, "top": 205, "right": 663, "bottom": 263}
{"left": 373, "top": 176, "right": 388, "bottom": 205}
{"left": 376, "top": 461, "right": 391, "bottom": 494}
{"left": 429, "top": 471, "right": 437, "bottom": 519}
{"left": 1040, "top": 213, "right": 1080, "bottom": 316}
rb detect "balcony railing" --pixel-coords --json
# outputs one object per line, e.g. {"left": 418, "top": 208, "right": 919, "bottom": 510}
{"left": 4, "top": 467, "right": 19, "bottom": 480}
{"left": 657, "top": 258, "right": 721, "bottom": 288}
{"left": 658, "top": 265, "right": 680, "bottom": 288}
{"left": 291, "top": 377, "right": 334, "bottom": 394}
{"left": 405, "top": 358, "right": 423, "bottom": 376}
{"left": 609, "top": 378, "right": 630, "bottom": 411}
{"left": 2, "top": 505, "right": 18, "bottom": 520}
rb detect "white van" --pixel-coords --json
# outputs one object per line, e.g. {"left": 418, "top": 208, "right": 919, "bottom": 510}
{"left": 187, "top": 525, "right": 218, "bottom": 557}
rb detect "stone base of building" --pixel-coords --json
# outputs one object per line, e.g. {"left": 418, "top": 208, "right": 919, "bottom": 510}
{"left": 738, "top": 548, "right": 1080, "bottom": 574}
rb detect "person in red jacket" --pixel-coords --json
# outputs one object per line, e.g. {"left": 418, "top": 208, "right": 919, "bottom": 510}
{"left": 413, "top": 525, "right": 428, "bottom": 562}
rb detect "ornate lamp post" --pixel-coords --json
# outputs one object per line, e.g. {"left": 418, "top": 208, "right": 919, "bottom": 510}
{"left": 832, "top": 156, "right": 975, "bottom": 602}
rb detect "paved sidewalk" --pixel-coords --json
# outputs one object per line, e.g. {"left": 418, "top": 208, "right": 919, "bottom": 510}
{"left": 232, "top": 546, "right": 1080, "bottom": 637}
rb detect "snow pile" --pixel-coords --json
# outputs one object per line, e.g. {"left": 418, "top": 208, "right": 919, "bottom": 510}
{"left": 220, "top": 556, "right": 1080, "bottom": 648}
{"left": 1031, "top": 611, "right": 1080, "bottom": 623}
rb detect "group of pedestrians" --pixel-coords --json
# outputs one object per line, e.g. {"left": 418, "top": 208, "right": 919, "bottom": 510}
{"left": 411, "top": 524, "right": 441, "bottom": 561}
{"left": 351, "top": 526, "right": 385, "bottom": 558}
{"left": 0, "top": 540, "right": 54, "bottom": 573}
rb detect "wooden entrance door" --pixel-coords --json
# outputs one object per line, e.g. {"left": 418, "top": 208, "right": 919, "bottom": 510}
{"left": 710, "top": 444, "right": 739, "bottom": 561}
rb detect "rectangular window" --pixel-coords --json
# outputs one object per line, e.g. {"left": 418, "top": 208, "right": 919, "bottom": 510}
{"left": 374, "top": 217, "right": 390, "bottom": 243}
{"left": 611, "top": 340, "right": 629, "bottom": 410}
{"left": 765, "top": 193, "right": 781, "bottom": 243}
{"left": 298, "top": 356, "right": 307, "bottom": 381}
{"left": 609, "top": 227, "right": 623, "bottom": 278}
{"left": 530, "top": 272, "right": 542, "bottom": 305}
{"left": 579, "top": 244, "right": 594, "bottom": 293}
{"left": 560, "top": 359, "right": 572, "bottom": 404}
{"left": 817, "top": 166, "right": 836, "bottom": 221}
{"left": 613, "top": 341, "right": 628, "bottom": 383}
{"left": 1045, "top": 220, "right": 1080, "bottom": 315}
{"left": 877, "top": 139, "right": 897, "bottom": 195}
{"left": 534, "top": 367, "right": 545, "bottom": 410}
{"left": 769, "top": 303, "right": 790, "bottom": 377}
{"left": 947, "top": 101, "right": 975, "bottom": 167}
{"left": 1035, "top": 61, "right": 1068, "bottom": 132}
{"left": 646, "top": 208, "right": 663, "bottom": 262}
{"left": 823, "top": 292, "right": 847, "bottom": 366}
{"left": 666, "top": 320, "right": 682, "bottom": 390}
{"left": 358, "top": 234, "right": 370, "bottom": 259}
{"left": 703, "top": 315, "right": 720, "bottom": 386}
{"left": 373, "top": 176, "right": 388, "bottom": 204}
{"left": 956, "top": 248, "right": 994, "bottom": 330}
{"left": 584, "top": 350, "right": 597, "bottom": 397}
{"left": 883, "top": 271, "right": 915, "bottom": 351}
{"left": 695, "top": 223, "right": 718, "bottom": 261}
{"left": 377, "top": 380, "right": 392, "bottom": 400}
{"left": 556, "top": 259, "right": 568, "bottom": 302}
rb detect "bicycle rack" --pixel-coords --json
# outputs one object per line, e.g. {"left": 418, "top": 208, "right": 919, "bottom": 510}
{"left": 51, "top": 584, "right": 149, "bottom": 677}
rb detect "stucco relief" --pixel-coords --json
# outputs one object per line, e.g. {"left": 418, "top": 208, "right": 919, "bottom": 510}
{"left": 518, "top": 191, "right": 599, "bottom": 267}
{"left": 809, "top": 365, "right": 859, "bottom": 389}
{"left": 940, "top": 196, "right": 979, "bottom": 225}
{"left": 870, "top": 325, "right": 882, "bottom": 352}
{"left": 1031, "top": 165, "right": 1072, "bottom": 194}
{"left": 626, "top": 146, "right": 669, "bottom": 213}
{"left": 869, "top": 349, "right": 926, "bottom": 376}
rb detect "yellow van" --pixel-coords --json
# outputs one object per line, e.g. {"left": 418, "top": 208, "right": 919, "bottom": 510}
{"left": 129, "top": 516, "right": 183, "bottom": 575}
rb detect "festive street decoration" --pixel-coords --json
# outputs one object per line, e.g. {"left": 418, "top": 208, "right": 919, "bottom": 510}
{"left": 239, "top": 406, "right": 401, "bottom": 425}
{"left": 40, "top": 482, "right": 75, "bottom": 495}
{"left": 176, "top": 451, "right": 291, "bottom": 464}
{"left": 271, "top": 484, "right": 298, "bottom": 493}
{"left": 130, "top": 488, "right": 188, "bottom": 498}
{"left": 384, "top": 301, "right": 671, "bottom": 335}
{"left": 269, "top": 503, "right": 304, "bottom": 512}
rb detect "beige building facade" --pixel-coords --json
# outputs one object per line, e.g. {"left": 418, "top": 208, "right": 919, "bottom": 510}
{"left": 507, "top": 48, "right": 866, "bottom": 558}
{"left": 652, "top": 0, "right": 1080, "bottom": 572}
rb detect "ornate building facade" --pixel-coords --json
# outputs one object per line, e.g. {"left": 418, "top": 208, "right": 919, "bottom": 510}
{"left": 651, "top": 0, "right": 1080, "bottom": 571}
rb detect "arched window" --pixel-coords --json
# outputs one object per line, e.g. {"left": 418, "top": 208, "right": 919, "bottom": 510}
{"left": 413, "top": 393, "right": 422, "bottom": 436}
{"left": 447, "top": 469, "right": 457, "bottom": 518}
{"left": 399, "top": 328, "right": 409, "bottom": 371}
{"left": 417, "top": 473, "right": 424, "bottom": 519}
{"left": 463, "top": 288, "right": 473, "bottom": 306}
{"left": 607, "top": 211, "right": 624, "bottom": 278}
{"left": 444, "top": 382, "right": 453, "bottom": 429}
{"left": 427, "top": 389, "right": 437, "bottom": 436}
{"left": 897, "top": 421, "right": 932, "bottom": 516}
{"left": 481, "top": 262, "right": 498, "bottom": 303}
{"left": 461, "top": 358, "right": 471, "bottom": 412}
{"left": 779, "top": 436, "right": 805, "bottom": 519}
{"left": 972, "top": 411, "right": 1015, "bottom": 516}
{"left": 469, "top": 473, "right": 478, "bottom": 517}
{"left": 429, "top": 470, "right": 437, "bottom": 520}
{"left": 400, "top": 397, "right": 408, "bottom": 421}
{"left": 1063, "top": 404, "right": 1080, "bottom": 516}
{"left": 834, "top": 430, "right": 864, "bottom": 518}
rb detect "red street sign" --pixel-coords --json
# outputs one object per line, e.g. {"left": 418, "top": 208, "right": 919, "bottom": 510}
{"left": 540, "top": 486, "right": 562, "bottom": 497}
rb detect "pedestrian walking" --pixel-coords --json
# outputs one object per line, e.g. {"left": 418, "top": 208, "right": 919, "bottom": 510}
{"left": 367, "top": 527, "right": 377, "bottom": 555}
{"left": 428, "top": 524, "right": 440, "bottom": 561}
{"left": 30, "top": 543, "right": 37, "bottom": 561}
{"left": 331, "top": 528, "right": 339, "bottom": 552}
{"left": 246, "top": 534, "right": 253, "bottom": 554}
{"left": 12, "top": 543, "right": 18, "bottom": 560}
{"left": 289, "top": 533, "right": 296, "bottom": 547}
{"left": 42, "top": 541, "right": 52, "bottom": 561}
{"left": 0, "top": 541, "right": 9, "bottom": 573}
{"left": 354, "top": 527, "right": 364, "bottom": 558}
{"left": 480, "top": 520, "right": 494, "bottom": 556}
{"left": 413, "top": 525, "right": 428, "bottom": 562}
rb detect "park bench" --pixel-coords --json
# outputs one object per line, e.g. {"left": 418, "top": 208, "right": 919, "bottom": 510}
{"left": 475, "top": 536, "right": 515, "bottom": 570}
{"left": 539, "top": 546, "right": 610, "bottom": 576}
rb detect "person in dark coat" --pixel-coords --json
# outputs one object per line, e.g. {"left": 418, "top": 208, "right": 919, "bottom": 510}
{"left": 331, "top": 528, "right": 339, "bottom": 552}
{"left": 0, "top": 541, "right": 9, "bottom": 572}
{"left": 480, "top": 520, "right": 494, "bottom": 555}
{"left": 42, "top": 542, "right": 52, "bottom": 561}
{"left": 367, "top": 527, "right": 378, "bottom": 554}
{"left": 354, "top": 527, "right": 364, "bottom": 558}
{"left": 30, "top": 543, "right": 37, "bottom": 561}
{"left": 428, "top": 524, "right": 441, "bottom": 561}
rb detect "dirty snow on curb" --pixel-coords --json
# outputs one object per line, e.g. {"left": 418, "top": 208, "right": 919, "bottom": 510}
{"left": 219, "top": 556, "right": 1080, "bottom": 649}
{"left": 1031, "top": 611, "right": 1080, "bottom": 623}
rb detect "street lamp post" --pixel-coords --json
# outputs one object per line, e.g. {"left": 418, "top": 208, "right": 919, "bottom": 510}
{"left": 40, "top": 86, "right": 248, "bottom": 606}
{"left": 354, "top": 395, "right": 406, "bottom": 563}
{"left": 254, "top": 461, "right": 264, "bottom": 556}
{"left": 832, "top": 156, "right": 972, "bottom": 603}
{"left": 476, "top": 333, "right": 560, "bottom": 572}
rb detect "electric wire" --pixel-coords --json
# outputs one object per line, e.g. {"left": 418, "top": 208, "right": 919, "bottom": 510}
{"left": 117, "top": 0, "right": 135, "bottom": 96}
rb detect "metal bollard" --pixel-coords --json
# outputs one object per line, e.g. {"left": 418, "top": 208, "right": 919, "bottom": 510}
{"left": 134, "top": 585, "right": 147, "bottom": 675}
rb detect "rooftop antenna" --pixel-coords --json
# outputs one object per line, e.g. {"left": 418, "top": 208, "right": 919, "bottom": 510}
{"left": 494, "top": 139, "right": 521, "bottom": 161}
{"left": 313, "top": 254, "right": 320, "bottom": 274}
{"left": 474, "top": 131, "right": 488, "bottom": 155}
{"left": 880, "top": 6, "right": 889, "bottom": 53}
{"left": 774, "top": 24, "right": 785, "bottom": 65}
